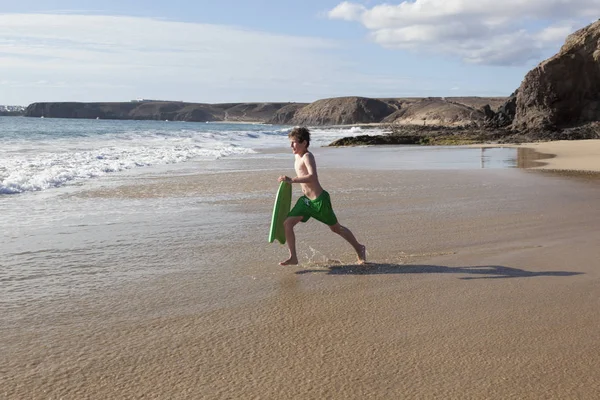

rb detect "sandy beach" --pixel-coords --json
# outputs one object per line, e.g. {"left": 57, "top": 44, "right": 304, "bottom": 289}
{"left": 520, "top": 139, "right": 600, "bottom": 172}
{"left": 3, "top": 141, "right": 600, "bottom": 399}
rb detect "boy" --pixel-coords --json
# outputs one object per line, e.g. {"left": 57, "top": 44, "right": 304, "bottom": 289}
{"left": 277, "top": 127, "right": 366, "bottom": 266}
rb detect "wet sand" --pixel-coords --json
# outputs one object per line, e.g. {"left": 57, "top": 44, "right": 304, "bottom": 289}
{"left": 3, "top": 145, "right": 600, "bottom": 399}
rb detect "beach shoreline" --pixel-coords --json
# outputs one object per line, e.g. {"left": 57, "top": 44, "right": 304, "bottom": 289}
{"left": 518, "top": 139, "right": 600, "bottom": 172}
{"left": 3, "top": 144, "right": 600, "bottom": 399}
{"left": 469, "top": 139, "right": 600, "bottom": 172}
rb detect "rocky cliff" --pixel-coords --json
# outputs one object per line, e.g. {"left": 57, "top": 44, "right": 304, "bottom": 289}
{"left": 513, "top": 20, "right": 600, "bottom": 131}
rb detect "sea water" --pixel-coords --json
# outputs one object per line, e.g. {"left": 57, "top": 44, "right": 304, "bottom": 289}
{"left": 0, "top": 117, "right": 518, "bottom": 195}
{"left": 0, "top": 117, "right": 518, "bottom": 317}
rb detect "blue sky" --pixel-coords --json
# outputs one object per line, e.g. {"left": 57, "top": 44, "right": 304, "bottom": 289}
{"left": 1, "top": 0, "right": 598, "bottom": 105}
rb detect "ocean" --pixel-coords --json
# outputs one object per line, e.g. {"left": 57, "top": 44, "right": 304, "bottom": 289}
{"left": 1, "top": 117, "right": 517, "bottom": 319}
{"left": 0, "top": 117, "right": 517, "bottom": 195}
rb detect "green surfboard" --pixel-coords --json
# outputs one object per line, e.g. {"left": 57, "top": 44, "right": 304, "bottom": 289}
{"left": 269, "top": 181, "right": 292, "bottom": 244}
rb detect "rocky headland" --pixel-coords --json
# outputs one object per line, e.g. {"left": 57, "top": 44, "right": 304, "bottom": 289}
{"left": 22, "top": 20, "right": 600, "bottom": 145}
{"left": 513, "top": 20, "right": 600, "bottom": 131}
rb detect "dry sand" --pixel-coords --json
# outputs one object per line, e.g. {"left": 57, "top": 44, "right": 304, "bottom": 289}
{"left": 3, "top": 144, "right": 600, "bottom": 399}
{"left": 520, "top": 139, "right": 600, "bottom": 172}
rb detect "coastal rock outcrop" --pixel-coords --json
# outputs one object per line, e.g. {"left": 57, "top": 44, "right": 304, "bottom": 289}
{"left": 483, "top": 93, "right": 517, "bottom": 128}
{"left": 513, "top": 19, "right": 600, "bottom": 131}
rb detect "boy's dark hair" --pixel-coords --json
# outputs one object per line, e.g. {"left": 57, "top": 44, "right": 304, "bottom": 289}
{"left": 288, "top": 127, "right": 310, "bottom": 147}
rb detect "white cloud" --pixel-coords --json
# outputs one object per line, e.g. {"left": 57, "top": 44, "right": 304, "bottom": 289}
{"left": 535, "top": 23, "right": 579, "bottom": 43}
{"left": 327, "top": 2, "right": 366, "bottom": 21}
{"left": 328, "top": 0, "right": 600, "bottom": 65}
{"left": 0, "top": 13, "right": 353, "bottom": 103}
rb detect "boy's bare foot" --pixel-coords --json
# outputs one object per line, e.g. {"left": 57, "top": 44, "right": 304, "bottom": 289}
{"left": 279, "top": 257, "right": 298, "bottom": 266}
{"left": 357, "top": 245, "right": 367, "bottom": 264}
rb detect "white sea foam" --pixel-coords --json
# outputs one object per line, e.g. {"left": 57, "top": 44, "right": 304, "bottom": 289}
{"left": 0, "top": 144, "right": 255, "bottom": 194}
{"left": 309, "top": 126, "right": 389, "bottom": 146}
{"left": 0, "top": 119, "right": 384, "bottom": 194}
{"left": 0, "top": 126, "right": 259, "bottom": 194}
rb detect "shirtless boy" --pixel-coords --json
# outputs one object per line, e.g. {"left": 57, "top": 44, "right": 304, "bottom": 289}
{"left": 277, "top": 127, "right": 366, "bottom": 266}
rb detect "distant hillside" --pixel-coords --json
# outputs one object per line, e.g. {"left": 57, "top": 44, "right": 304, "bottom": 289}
{"left": 24, "top": 96, "right": 509, "bottom": 126}
{"left": 273, "top": 97, "right": 397, "bottom": 126}
{"left": 24, "top": 101, "right": 301, "bottom": 123}
{"left": 382, "top": 98, "right": 487, "bottom": 126}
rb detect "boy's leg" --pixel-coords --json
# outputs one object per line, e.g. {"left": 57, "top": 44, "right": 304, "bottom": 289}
{"left": 329, "top": 223, "right": 367, "bottom": 264}
{"left": 280, "top": 216, "right": 304, "bottom": 266}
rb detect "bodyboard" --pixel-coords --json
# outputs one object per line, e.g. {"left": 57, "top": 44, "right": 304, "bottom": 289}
{"left": 268, "top": 181, "right": 292, "bottom": 244}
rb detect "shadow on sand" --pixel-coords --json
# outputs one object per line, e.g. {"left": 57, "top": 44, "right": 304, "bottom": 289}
{"left": 297, "top": 263, "right": 583, "bottom": 280}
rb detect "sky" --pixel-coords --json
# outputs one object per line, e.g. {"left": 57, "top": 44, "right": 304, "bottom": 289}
{"left": 0, "top": 0, "right": 598, "bottom": 105}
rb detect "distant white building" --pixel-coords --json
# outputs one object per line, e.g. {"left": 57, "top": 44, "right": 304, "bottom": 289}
{"left": 0, "top": 105, "right": 25, "bottom": 112}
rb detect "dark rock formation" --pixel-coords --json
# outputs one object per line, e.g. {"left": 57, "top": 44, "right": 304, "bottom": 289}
{"left": 513, "top": 20, "right": 600, "bottom": 131}
{"left": 483, "top": 93, "right": 517, "bottom": 128}
{"left": 282, "top": 96, "right": 397, "bottom": 125}
{"left": 329, "top": 134, "right": 425, "bottom": 146}
{"left": 329, "top": 125, "right": 531, "bottom": 147}
{"left": 481, "top": 104, "right": 496, "bottom": 119}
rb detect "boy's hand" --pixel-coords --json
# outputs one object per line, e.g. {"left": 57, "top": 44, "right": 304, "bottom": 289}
{"left": 278, "top": 175, "right": 292, "bottom": 183}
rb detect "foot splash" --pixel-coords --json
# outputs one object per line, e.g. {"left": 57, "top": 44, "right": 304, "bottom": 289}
{"left": 357, "top": 245, "right": 367, "bottom": 264}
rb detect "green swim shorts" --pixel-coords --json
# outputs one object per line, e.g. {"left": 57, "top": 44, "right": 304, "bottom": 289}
{"left": 288, "top": 190, "right": 338, "bottom": 226}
